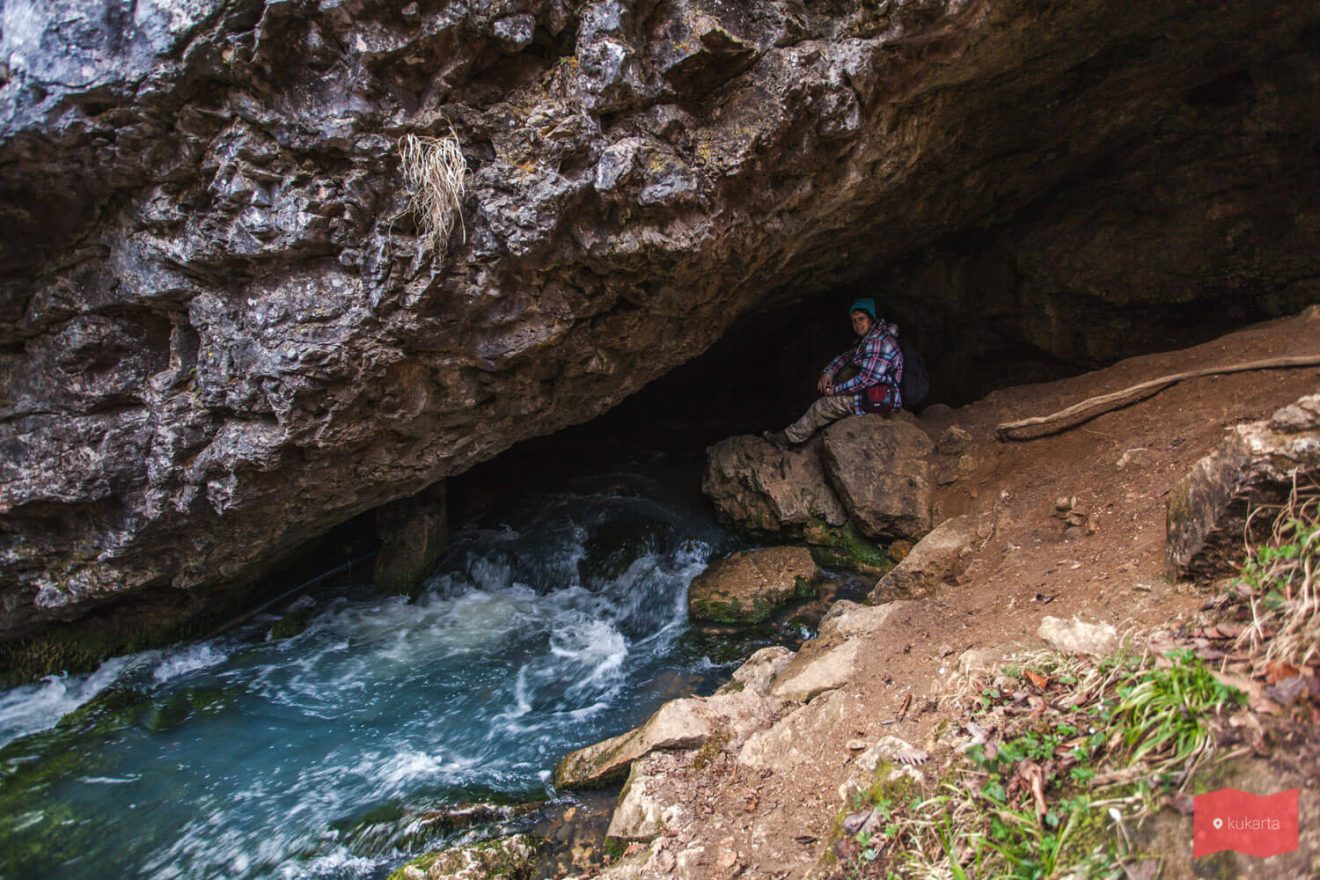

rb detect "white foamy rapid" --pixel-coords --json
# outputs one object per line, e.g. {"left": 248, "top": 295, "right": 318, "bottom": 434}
{"left": 0, "top": 655, "right": 138, "bottom": 748}
{"left": 0, "top": 468, "right": 745, "bottom": 880}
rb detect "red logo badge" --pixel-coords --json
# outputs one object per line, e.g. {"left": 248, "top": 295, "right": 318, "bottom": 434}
{"left": 1193, "top": 788, "right": 1299, "bottom": 858}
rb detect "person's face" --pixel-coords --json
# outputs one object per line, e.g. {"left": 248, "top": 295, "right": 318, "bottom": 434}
{"left": 850, "top": 310, "right": 874, "bottom": 336}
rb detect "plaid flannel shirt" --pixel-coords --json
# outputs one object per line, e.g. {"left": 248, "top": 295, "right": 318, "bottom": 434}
{"left": 824, "top": 324, "right": 904, "bottom": 415}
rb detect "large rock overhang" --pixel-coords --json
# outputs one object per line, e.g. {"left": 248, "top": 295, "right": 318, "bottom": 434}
{"left": 1, "top": 0, "right": 1318, "bottom": 639}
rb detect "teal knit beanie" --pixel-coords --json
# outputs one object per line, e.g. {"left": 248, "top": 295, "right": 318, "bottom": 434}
{"left": 848, "top": 298, "right": 877, "bottom": 320}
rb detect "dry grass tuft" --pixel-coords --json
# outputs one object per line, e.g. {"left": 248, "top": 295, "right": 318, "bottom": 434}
{"left": 1235, "top": 479, "right": 1319, "bottom": 667}
{"left": 398, "top": 132, "right": 468, "bottom": 262}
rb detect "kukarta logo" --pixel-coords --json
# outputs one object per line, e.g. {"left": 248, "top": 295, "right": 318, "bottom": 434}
{"left": 1193, "top": 788, "right": 1299, "bottom": 859}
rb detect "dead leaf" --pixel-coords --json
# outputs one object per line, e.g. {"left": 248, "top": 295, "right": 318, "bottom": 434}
{"left": 1264, "top": 675, "right": 1306, "bottom": 707}
{"left": 1014, "top": 760, "right": 1048, "bottom": 820}
{"left": 1266, "top": 660, "right": 1300, "bottom": 684}
{"left": 1026, "top": 670, "right": 1049, "bottom": 690}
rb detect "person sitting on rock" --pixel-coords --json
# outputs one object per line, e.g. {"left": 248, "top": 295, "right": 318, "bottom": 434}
{"left": 765, "top": 298, "right": 904, "bottom": 446}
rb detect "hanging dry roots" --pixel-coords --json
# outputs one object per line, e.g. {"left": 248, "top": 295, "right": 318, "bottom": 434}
{"left": 398, "top": 132, "right": 468, "bottom": 261}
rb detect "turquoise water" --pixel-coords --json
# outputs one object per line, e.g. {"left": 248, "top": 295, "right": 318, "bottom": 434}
{"left": 0, "top": 466, "right": 746, "bottom": 879}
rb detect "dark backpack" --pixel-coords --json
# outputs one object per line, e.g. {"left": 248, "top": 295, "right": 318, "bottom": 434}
{"left": 899, "top": 342, "right": 930, "bottom": 409}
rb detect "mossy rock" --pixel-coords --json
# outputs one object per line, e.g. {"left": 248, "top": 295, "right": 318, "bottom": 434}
{"left": 688, "top": 546, "right": 821, "bottom": 625}
{"left": 578, "top": 517, "right": 676, "bottom": 586}
{"left": 270, "top": 607, "right": 314, "bottom": 639}
{"left": 334, "top": 799, "right": 543, "bottom": 857}
{"left": 386, "top": 834, "right": 544, "bottom": 880}
{"left": 804, "top": 520, "right": 893, "bottom": 576}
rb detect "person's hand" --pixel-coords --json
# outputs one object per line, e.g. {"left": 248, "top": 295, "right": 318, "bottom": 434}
{"left": 816, "top": 373, "right": 833, "bottom": 395}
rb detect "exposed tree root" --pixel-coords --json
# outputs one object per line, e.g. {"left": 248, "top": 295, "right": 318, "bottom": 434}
{"left": 996, "top": 354, "right": 1320, "bottom": 441}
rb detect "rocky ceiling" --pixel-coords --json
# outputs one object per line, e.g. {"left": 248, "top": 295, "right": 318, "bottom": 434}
{"left": 1, "top": 0, "right": 1318, "bottom": 648}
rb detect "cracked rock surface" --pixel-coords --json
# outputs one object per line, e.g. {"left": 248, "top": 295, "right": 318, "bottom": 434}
{"left": 2, "top": 0, "right": 1319, "bottom": 640}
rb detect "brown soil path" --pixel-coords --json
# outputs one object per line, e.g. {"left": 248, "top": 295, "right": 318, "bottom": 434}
{"left": 591, "top": 310, "right": 1319, "bottom": 879}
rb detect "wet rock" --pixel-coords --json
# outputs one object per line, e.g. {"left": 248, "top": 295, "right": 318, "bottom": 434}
{"left": 821, "top": 417, "right": 934, "bottom": 541}
{"left": 339, "top": 801, "right": 540, "bottom": 858}
{"left": 869, "top": 515, "right": 978, "bottom": 600}
{"left": 687, "top": 546, "right": 819, "bottom": 624}
{"left": 374, "top": 484, "right": 448, "bottom": 596}
{"left": 578, "top": 516, "right": 677, "bottom": 587}
{"left": 1038, "top": 616, "right": 1119, "bottom": 657}
{"left": 388, "top": 834, "right": 542, "bottom": 880}
{"left": 1167, "top": 393, "right": 1320, "bottom": 580}
{"left": 702, "top": 435, "right": 848, "bottom": 537}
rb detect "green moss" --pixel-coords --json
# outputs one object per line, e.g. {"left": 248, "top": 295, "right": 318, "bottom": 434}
{"left": 0, "top": 582, "right": 266, "bottom": 686}
{"left": 804, "top": 521, "right": 893, "bottom": 576}
{"left": 689, "top": 730, "right": 730, "bottom": 772}
{"left": 386, "top": 851, "right": 441, "bottom": 880}
{"left": 690, "top": 594, "right": 776, "bottom": 625}
{"left": 714, "top": 678, "right": 745, "bottom": 696}
{"left": 553, "top": 732, "right": 633, "bottom": 789}
{"left": 386, "top": 836, "right": 543, "bottom": 880}
{"left": 602, "top": 836, "right": 629, "bottom": 862}
{"left": 270, "top": 607, "right": 314, "bottom": 640}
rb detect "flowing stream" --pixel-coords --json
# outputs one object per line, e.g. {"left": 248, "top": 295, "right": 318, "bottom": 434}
{"left": 0, "top": 459, "right": 771, "bottom": 880}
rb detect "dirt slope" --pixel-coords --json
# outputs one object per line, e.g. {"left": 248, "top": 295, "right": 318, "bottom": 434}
{"left": 595, "top": 309, "right": 1319, "bottom": 879}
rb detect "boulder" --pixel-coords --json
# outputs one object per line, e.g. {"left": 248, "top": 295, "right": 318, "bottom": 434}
{"left": 556, "top": 646, "right": 793, "bottom": 791}
{"left": 702, "top": 436, "right": 848, "bottom": 536}
{"left": 1038, "top": 616, "right": 1119, "bottom": 657}
{"left": 770, "top": 639, "right": 862, "bottom": 703}
{"left": 554, "top": 698, "right": 712, "bottom": 790}
{"left": 373, "top": 484, "right": 448, "bottom": 596}
{"left": 687, "top": 546, "right": 820, "bottom": 624}
{"left": 869, "top": 515, "right": 979, "bottom": 601}
{"left": 4, "top": 0, "right": 1319, "bottom": 664}
{"left": 821, "top": 417, "right": 934, "bottom": 541}
{"left": 817, "top": 600, "right": 912, "bottom": 641}
{"left": 606, "top": 753, "right": 688, "bottom": 842}
{"left": 388, "top": 834, "right": 541, "bottom": 880}
{"left": 1167, "top": 393, "right": 1320, "bottom": 580}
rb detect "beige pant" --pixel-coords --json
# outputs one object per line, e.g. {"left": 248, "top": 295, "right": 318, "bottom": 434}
{"left": 785, "top": 394, "right": 856, "bottom": 444}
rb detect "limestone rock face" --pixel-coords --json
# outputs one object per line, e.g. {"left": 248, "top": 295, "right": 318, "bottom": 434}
{"left": 3, "top": 0, "right": 1320, "bottom": 640}
{"left": 687, "top": 546, "right": 819, "bottom": 624}
{"left": 373, "top": 483, "right": 448, "bottom": 595}
{"left": 821, "top": 416, "right": 934, "bottom": 541}
{"left": 1167, "top": 393, "right": 1320, "bottom": 580}
{"left": 702, "top": 436, "right": 848, "bottom": 536}
{"left": 869, "top": 515, "right": 979, "bottom": 600}
{"left": 554, "top": 697, "right": 712, "bottom": 790}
